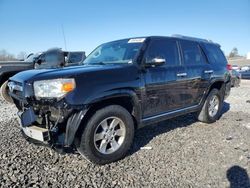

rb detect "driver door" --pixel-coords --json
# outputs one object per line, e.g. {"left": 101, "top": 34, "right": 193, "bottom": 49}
{"left": 142, "top": 38, "right": 186, "bottom": 118}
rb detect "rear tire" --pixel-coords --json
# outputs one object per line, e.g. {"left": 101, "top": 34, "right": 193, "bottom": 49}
{"left": 0, "top": 80, "right": 13, "bottom": 104}
{"left": 76, "top": 105, "right": 134, "bottom": 165}
{"left": 197, "top": 88, "right": 223, "bottom": 123}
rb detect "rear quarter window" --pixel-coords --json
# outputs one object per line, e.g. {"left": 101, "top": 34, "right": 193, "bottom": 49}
{"left": 202, "top": 43, "right": 227, "bottom": 65}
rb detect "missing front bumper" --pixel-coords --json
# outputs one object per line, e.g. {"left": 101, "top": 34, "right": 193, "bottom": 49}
{"left": 22, "top": 126, "right": 50, "bottom": 142}
{"left": 17, "top": 103, "right": 88, "bottom": 148}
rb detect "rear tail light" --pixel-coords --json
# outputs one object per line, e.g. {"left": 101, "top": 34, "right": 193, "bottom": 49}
{"left": 227, "top": 64, "right": 232, "bottom": 70}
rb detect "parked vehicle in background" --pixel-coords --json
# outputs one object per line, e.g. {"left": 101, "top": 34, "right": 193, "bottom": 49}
{"left": 241, "top": 70, "right": 250, "bottom": 79}
{"left": 0, "top": 54, "right": 38, "bottom": 103}
{"left": 34, "top": 48, "right": 86, "bottom": 69}
{"left": 0, "top": 48, "right": 85, "bottom": 103}
{"left": 231, "top": 69, "right": 241, "bottom": 87}
{"left": 66, "top": 51, "right": 86, "bottom": 66}
{"left": 8, "top": 35, "right": 231, "bottom": 164}
{"left": 232, "top": 65, "right": 240, "bottom": 72}
{"left": 240, "top": 66, "right": 250, "bottom": 72}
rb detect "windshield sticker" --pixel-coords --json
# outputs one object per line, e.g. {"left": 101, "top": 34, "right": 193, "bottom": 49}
{"left": 128, "top": 38, "right": 146, "bottom": 43}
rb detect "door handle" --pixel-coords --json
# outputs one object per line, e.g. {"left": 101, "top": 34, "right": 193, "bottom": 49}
{"left": 177, "top": 73, "right": 187, "bottom": 77}
{"left": 204, "top": 70, "right": 213, "bottom": 74}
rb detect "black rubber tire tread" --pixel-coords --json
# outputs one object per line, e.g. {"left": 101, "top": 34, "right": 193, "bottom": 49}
{"left": 77, "top": 105, "right": 134, "bottom": 165}
{"left": 197, "top": 88, "right": 223, "bottom": 123}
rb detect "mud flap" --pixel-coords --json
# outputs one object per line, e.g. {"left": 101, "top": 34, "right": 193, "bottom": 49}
{"left": 64, "top": 109, "right": 87, "bottom": 146}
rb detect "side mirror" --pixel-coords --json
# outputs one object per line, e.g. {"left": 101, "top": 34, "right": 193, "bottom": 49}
{"left": 145, "top": 57, "right": 166, "bottom": 67}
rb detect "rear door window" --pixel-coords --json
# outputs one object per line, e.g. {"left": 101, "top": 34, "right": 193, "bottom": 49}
{"left": 202, "top": 43, "right": 227, "bottom": 64}
{"left": 180, "top": 40, "right": 205, "bottom": 65}
{"left": 145, "top": 38, "right": 180, "bottom": 66}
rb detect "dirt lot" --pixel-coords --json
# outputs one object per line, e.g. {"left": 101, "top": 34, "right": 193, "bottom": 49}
{"left": 0, "top": 81, "right": 250, "bottom": 187}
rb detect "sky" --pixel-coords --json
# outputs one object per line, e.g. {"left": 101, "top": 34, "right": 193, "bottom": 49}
{"left": 0, "top": 0, "right": 249, "bottom": 57}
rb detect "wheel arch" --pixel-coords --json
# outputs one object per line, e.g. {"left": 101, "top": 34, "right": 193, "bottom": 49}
{"left": 83, "top": 90, "right": 141, "bottom": 129}
{"left": 199, "top": 79, "right": 226, "bottom": 108}
{"left": 65, "top": 90, "right": 141, "bottom": 146}
{"left": 208, "top": 80, "right": 225, "bottom": 94}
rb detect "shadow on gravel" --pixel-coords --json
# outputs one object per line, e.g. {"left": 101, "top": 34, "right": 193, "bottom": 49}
{"left": 129, "top": 102, "right": 231, "bottom": 156}
{"left": 227, "top": 165, "right": 250, "bottom": 188}
{"left": 221, "top": 102, "right": 230, "bottom": 115}
{"left": 129, "top": 113, "right": 197, "bottom": 155}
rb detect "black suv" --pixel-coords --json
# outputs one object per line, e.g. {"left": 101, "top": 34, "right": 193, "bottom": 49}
{"left": 8, "top": 36, "right": 231, "bottom": 164}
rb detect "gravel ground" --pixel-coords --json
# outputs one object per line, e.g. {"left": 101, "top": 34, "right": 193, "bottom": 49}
{"left": 0, "top": 81, "right": 250, "bottom": 187}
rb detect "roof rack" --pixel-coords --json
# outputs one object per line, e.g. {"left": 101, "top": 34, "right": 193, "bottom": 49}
{"left": 171, "top": 34, "right": 214, "bottom": 43}
{"left": 46, "top": 47, "right": 62, "bottom": 52}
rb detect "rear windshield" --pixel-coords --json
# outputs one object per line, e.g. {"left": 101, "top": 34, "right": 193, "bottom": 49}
{"left": 202, "top": 43, "right": 227, "bottom": 65}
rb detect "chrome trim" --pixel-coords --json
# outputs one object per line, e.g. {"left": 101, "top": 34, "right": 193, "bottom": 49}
{"left": 177, "top": 73, "right": 187, "bottom": 77}
{"left": 142, "top": 104, "right": 199, "bottom": 122}
{"left": 204, "top": 70, "right": 214, "bottom": 74}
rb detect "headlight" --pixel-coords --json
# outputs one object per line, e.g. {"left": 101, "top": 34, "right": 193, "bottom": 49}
{"left": 34, "top": 78, "right": 75, "bottom": 99}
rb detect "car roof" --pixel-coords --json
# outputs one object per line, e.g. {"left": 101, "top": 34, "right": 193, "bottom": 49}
{"left": 107, "top": 35, "right": 220, "bottom": 47}
{"left": 148, "top": 35, "right": 220, "bottom": 46}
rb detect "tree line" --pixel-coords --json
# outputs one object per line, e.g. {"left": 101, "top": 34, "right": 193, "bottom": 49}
{"left": 0, "top": 49, "right": 27, "bottom": 61}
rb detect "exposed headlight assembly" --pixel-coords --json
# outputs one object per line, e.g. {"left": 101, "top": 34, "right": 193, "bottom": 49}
{"left": 34, "top": 78, "right": 75, "bottom": 99}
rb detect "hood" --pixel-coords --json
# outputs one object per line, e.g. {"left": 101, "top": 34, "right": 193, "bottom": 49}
{"left": 10, "top": 64, "right": 136, "bottom": 83}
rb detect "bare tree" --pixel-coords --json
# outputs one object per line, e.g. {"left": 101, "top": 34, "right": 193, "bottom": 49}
{"left": 0, "top": 49, "right": 16, "bottom": 61}
{"left": 17, "top": 51, "right": 27, "bottom": 60}
{"left": 229, "top": 47, "right": 239, "bottom": 58}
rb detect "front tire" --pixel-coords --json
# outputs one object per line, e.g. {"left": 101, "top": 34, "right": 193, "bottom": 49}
{"left": 76, "top": 105, "right": 134, "bottom": 165}
{"left": 197, "top": 88, "right": 223, "bottom": 123}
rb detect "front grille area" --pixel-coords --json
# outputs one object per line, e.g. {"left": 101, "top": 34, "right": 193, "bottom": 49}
{"left": 8, "top": 81, "right": 25, "bottom": 102}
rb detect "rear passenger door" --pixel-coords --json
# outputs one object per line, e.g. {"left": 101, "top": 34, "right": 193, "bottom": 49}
{"left": 179, "top": 40, "right": 211, "bottom": 107}
{"left": 142, "top": 38, "right": 186, "bottom": 117}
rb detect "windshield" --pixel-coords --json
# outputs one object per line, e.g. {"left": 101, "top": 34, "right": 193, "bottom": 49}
{"left": 83, "top": 38, "right": 145, "bottom": 65}
{"left": 24, "top": 53, "right": 40, "bottom": 62}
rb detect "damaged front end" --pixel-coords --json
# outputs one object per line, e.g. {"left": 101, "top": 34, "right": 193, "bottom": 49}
{"left": 8, "top": 79, "right": 87, "bottom": 151}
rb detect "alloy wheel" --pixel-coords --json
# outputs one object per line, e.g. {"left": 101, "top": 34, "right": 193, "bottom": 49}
{"left": 208, "top": 95, "right": 220, "bottom": 117}
{"left": 94, "top": 117, "right": 126, "bottom": 154}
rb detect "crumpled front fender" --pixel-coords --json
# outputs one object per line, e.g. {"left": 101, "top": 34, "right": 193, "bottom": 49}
{"left": 64, "top": 109, "right": 88, "bottom": 146}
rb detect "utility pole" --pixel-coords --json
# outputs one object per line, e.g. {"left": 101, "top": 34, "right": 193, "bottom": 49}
{"left": 61, "top": 24, "right": 67, "bottom": 50}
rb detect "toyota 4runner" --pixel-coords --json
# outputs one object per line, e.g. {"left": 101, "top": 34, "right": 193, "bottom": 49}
{"left": 8, "top": 35, "right": 231, "bottom": 164}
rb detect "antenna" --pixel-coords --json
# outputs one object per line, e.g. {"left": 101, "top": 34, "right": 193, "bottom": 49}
{"left": 61, "top": 24, "right": 67, "bottom": 50}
